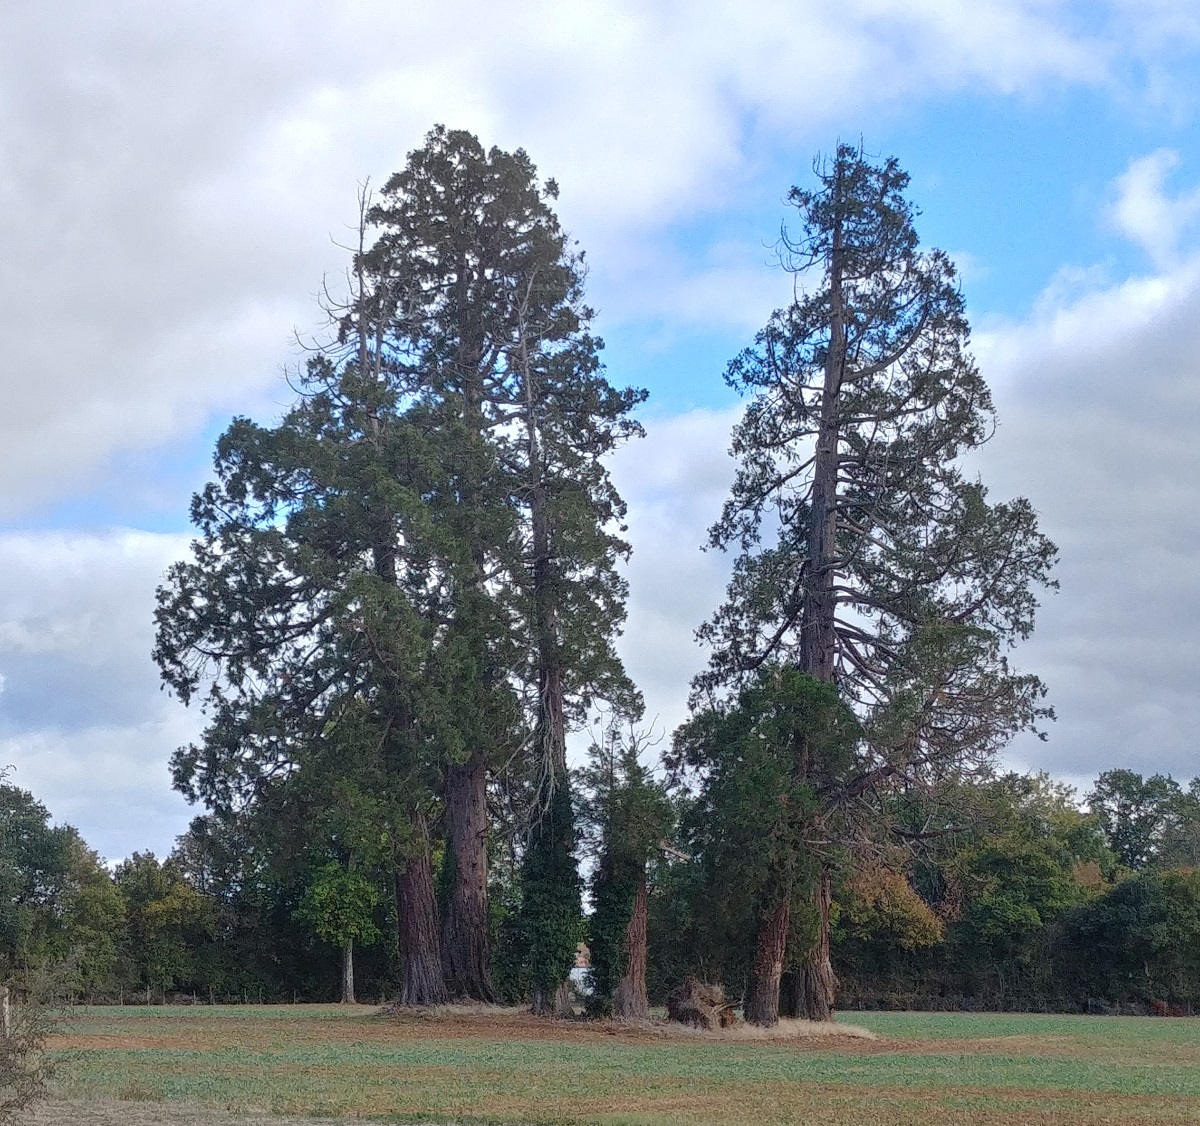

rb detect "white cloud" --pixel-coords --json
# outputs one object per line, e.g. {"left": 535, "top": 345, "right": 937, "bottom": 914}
{"left": 1109, "top": 149, "right": 1200, "bottom": 266}
{"left": 610, "top": 407, "right": 741, "bottom": 738}
{"left": 0, "top": 0, "right": 1131, "bottom": 514}
{"left": 4, "top": 0, "right": 1200, "bottom": 853}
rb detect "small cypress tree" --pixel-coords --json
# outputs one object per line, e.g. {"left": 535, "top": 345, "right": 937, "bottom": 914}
{"left": 581, "top": 729, "right": 672, "bottom": 1019}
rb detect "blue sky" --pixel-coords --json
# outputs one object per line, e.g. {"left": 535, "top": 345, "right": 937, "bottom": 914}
{"left": 3, "top": 1, "right": 1200, "bottom": 859}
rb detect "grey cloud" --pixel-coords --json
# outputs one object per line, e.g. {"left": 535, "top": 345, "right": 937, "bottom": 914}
{"left": 610, "top": 409, "right": 740, "bottom": 739}
{"left": 0, "top": 531, "right": 197, "bottom": 857}
{"left": 978, "top": 262, "right": 1200, "bottom": 783}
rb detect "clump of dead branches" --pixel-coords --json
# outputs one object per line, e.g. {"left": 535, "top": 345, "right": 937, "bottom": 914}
{"left": 665, "top": 978, "right": 739, "bottom": 1030}
{"left": 0, "top": 980, "right": 53, "bottom": 1123}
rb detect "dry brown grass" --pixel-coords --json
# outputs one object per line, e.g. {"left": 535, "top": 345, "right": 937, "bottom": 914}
{"left": 666, "top": 1015, "right": 876, "bottom": 1040}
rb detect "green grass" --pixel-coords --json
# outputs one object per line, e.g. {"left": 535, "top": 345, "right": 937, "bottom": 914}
{"left": 47, "top": 1005, "right": 1200, "bottom": 1125}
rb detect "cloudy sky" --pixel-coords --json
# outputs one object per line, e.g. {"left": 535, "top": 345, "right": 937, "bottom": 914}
{"left": 3, "top": 0, "right": 1200, "bottom": 860}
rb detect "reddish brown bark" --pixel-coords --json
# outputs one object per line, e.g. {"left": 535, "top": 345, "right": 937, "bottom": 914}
{"left": 532, "top": 980, "right": 575, "bottom": 1017}
{"left": 796, "top": 874, "right": 837, "bottom": 1021}
{"left": 792, "top": 175, "right": 845, "bottom": 1024}
{"left": 613, "top": 876, "right": 649, "bottom": 1019}
{"left": 442, "top": 754, "right": 497, "bottom": 1001}
{"left": 394, "top": 819, "right": 448, "bottom": 1006}
{"left": 797, "top": 197, "right": 844, "bottom": 685}
{"left": 744, "top": 898, "right": 790, "bottom": 1027}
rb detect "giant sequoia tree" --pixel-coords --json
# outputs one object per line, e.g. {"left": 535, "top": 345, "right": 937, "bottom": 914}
{"left": 694, "top": 145, "right": 1057, "bottom": 1024}
{"left": 153, "top": 325, "right": 457, "bottom": 1002}
{"left": 365, "top": 129, "right": 643, "bottom": 1007}
{"left": 155, "top": 126, "right": 642, "bottom": 1009}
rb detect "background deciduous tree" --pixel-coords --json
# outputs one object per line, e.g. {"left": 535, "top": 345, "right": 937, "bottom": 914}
{"left": 1087, "top": 769, "right": 1198, "bottom": 871}
{"left": 296, "top": 863, "right": 381, "bottom": 1004}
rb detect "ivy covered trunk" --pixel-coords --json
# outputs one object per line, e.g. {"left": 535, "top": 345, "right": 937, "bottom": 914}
{"left": 341, "top": 940, "right": 355, "bottom": 1004}
{"left": 522, "top": 419, "right": 582, "bottom": 1015}
{"left": 442, "top": 755, "right": 497, "bottom": 1001}
{"left": 395, "top": 819, "right": 448, "bottom": 1005}
{"left": 612, "top": 876, "right": 648, "bottom": 1019}
{"left": 744, "top": 898, "right": 790, "bottom": 1027}
{"left": 796, "top": 874, "right": 836, "bottom": 1020}
{"left": 524, "top": 775, "right": 581, "bottom": 1016}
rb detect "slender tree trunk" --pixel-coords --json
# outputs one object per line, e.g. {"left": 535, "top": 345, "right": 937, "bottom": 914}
{"left": 744, "top": 898, "right": 790, "bottom": 1027}
{"left": 613, "top": 876, "right": 649, "bottom": 1019}
{"left": 341, "top": 940, "right": 355, "bottom": 1004}
{"left": 532, "top": 980, "right": 574, "bottom": 1017}
{"left": 442, "top": 754, "right": 498, "bottom": 1001}
{"left": 394, "top": 817, "right": 449, "bottom": 1006}
{"left": 779, "top": 969, "right": 800, "bottom": 1018}
{"left": 798, "top": 200, "right": 844, "bottom": 683}
{"left": 796, "top": 874, "right": 837, "bottom": 1020}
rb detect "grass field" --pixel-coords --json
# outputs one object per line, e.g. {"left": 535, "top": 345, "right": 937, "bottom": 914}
{"left": 37, "top": 1003, "right": 1200, "bottom": 1126}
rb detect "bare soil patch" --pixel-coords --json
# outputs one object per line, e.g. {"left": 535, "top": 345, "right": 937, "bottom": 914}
{"left": 373, "top": 1003, "right": 876, "bottom": 1045}
{"left": 30, "top": 1099, "right": 371, "bottom": 1126}
{"left": 50, "top": 1035, "right": 215, "bottom": 1051}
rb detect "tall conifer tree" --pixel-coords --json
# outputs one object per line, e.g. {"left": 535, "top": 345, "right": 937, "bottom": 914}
{"left": 696, "top": 145, "right": 1057, "bottom": 1023}
{"left": 158, "top": 127, "right": 643, "bottom": 1010}
{"left": 365, "top": 128, "right": 643, "bottom": 1007}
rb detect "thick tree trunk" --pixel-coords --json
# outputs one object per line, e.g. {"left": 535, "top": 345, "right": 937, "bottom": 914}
{"left": 341, "top": 940, "right": 355, "bottom": 1004}
{"left": 442, "top": 754, "right": 498, "bottom": 1001}
{"left": 744, "top": 898, "right": 790, "bottom": 1027}
{"left": 796, "top": 874, "right": 837, "bottom": 1021}
{"left": 394, "top": 819, "right": 449, "bottom": 1006}
{"left": 613, "top": 876, "right": 649, "bottom": 1020}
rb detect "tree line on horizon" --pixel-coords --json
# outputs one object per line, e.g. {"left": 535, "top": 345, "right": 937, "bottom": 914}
{"left": 6, "top": 128, "right": 1199, "bottom": 1020}
{"left": 3, "top": 766, "right": 1200, "bottom": 1011}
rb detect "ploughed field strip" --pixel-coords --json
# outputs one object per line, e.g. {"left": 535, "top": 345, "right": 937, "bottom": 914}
{"left": 43, "top": 1005, "right": 1200, "bottom": 1126}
